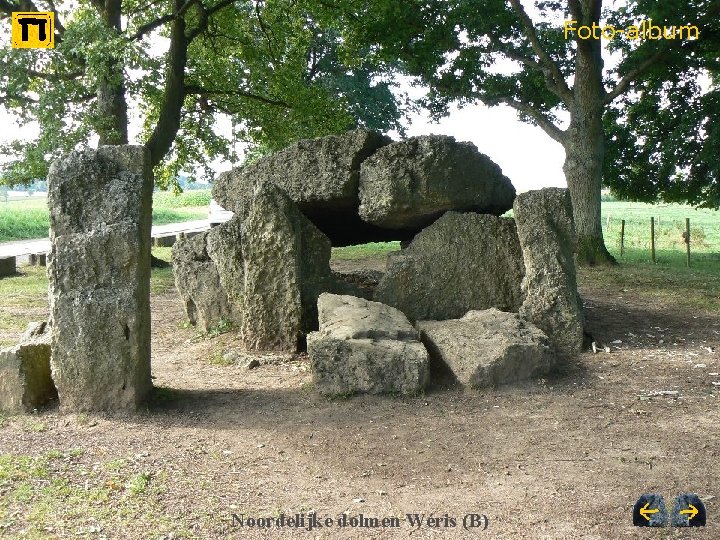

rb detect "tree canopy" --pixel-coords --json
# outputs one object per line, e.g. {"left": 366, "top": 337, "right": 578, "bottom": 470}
{"left": 339, "top": 0, "right": 719, "bottom": 264}
{"left": 0, "top": 0, "right": 407, "bottom": 188}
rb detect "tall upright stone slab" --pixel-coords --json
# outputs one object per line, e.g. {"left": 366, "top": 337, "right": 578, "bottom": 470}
{"left": 48, "top": 146, "right": 153, "bottom": 411}
{"left": 240, "top": 181, "right": 333, "bottom": 351}
{"left": 513, "top": 188, "right": 584, "bottom": 356}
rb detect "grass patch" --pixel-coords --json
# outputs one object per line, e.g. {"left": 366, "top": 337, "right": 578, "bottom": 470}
{"left": 150, "top": 247, "right": 176, "bottom": 294}
{"left": 0, "top": 251, "right": 176, "bottom": 345}
{"left": 0, "top": 453, "right": 187, "bottom": 538}
{"left": 209, "top": 351, "right": 234, "bottom": 366}
{"left": 0, "top": 265, "right": 49, "bottom": 307}
{"left": 331, "top": 241, "right": 400, "bottom": 260}
{"left": 578, "top": 261, "right": 720, "bottom": 313}
{"left": 0, "top": 190, "right": 211, "bottom": 242}
{"left": 602, "top": 201, "right": 719, "bottom": 263}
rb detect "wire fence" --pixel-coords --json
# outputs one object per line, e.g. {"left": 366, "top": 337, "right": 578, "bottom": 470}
{"left": 604, "top": 216, "right": 711, "bottom": 266}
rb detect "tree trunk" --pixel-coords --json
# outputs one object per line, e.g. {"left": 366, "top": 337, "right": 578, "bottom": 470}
{"left": 563, "top": 0, "right": 616, "bottom": 265}
{"left": 145, "top": 1, "right": 188, "bottom": 168}
{"left": 96, "top": 0, "right": 129, "bottom": 145}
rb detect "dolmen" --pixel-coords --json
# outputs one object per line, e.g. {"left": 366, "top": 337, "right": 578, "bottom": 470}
{"left": 172, "top": 129, "right": 585, "bottom": 396}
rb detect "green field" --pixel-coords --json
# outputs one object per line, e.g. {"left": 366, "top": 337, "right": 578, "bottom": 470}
{"left": 601, "top": 201, "right": 720, "bottom": 269}
{"left": 0, "top": 190, "right": 211, "bottom": 243}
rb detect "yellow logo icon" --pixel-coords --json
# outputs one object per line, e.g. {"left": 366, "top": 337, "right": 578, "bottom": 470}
{"left": 11, "top": 12, "right": 54, "bottom": 49}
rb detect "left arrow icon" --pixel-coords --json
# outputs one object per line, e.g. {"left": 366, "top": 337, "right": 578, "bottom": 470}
{"left": 633, "top": 494, "right": 668, "bottom": 527}
{"left": 640, "top": 502, "right": 659, "bottom": 521}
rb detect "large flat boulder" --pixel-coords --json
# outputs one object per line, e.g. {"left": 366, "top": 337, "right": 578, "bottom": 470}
{"left": 374, "top": 212, "right": 525, "bottom": 322}
{"left": 513, "top": 188, "right": 584, "bottom": 356}
{"left": 48, "top": 146, "right": 153, "bottom": 411}
{"left": 212, "top": 129, "right": 394, "bottom": 246}
{"left": 417, "top": 309, "right": 553, "bottom": 388}
{"left": 308, "top": 294, "right": 429, "bottom": 396}
{"left": 239, "top": 182, "right": 333, "bottom": 351}
{"left": 0, "top": 322, "right": 56, "bottom": 413}
{"left": 172, "top": 230, "right": 236, "bottom": 332}
{"left": 359, "top": 135, "right": 516, "bottom": 230}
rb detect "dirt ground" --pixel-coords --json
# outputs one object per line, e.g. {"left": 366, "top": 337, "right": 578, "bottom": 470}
{"left": 1, "top": 257, "right": 719, "bottom": 539}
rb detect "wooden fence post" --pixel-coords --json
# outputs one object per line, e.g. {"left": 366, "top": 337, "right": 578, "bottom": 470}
{"left": 620, "top": 219, "right": 625, "bottom": 257}
{"left": 686, "top": 218, "right": 691, "bottom": 267}
{"left": 651, "top": 217, "right": 656, "bottom": 263}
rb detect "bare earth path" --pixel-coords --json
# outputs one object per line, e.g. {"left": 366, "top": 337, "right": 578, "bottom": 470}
{"left": 1, "top": 264, "right": 719, "bottom": 539}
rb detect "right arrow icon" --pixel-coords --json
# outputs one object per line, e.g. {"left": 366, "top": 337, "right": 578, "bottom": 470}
{"left": 672, "top": 494, "right": 706, "bottom": 527}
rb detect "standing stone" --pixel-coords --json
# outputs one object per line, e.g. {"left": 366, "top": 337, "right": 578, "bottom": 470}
{"left": 206, "top": 215, "right": 245, "bottom": 313}
{"left": 0, "top": 322, "right": 56, "bottom": 413}
{"left": 417, "top": 309, "right": 553, "bottom": 388}
{"left": 374, "top": 212, "right": 525, "bottom": 322}
{"left": 48, "top": 146, "right": 153, "bottom": 411}
{"left": 359, "top": 135, "right": 516, "bottom": 230}
{"left": 240, "top": 182, "right": 332, "bottom": 351}
{"left": 513, "top": 188, "right": 584, "bottom": 356}
{"left": 308, "top": 294, "right": 429, "bottom": 396}
{"left": 172, "top": 230, "right": 235, "bottom": 332}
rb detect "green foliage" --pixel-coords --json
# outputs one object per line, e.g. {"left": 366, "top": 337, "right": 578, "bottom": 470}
{"left": 205, "top": 317, "right": 234, "bottom": 338}
{"left": 342, "top": 0, "right": 717, "bottom": 213}
{"left": 0, "top": 0, "right": 407, "bottom": 188}
{"left": 602, "top": 1, "right": 719, "bottom": 208}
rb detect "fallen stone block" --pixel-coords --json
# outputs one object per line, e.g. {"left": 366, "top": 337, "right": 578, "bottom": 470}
{"left": 0, "top": 322, "right": 56, "bottom": 413}
{"left": 359, "top": 135, "right": 516, "bottom": 230}
{"left": 417, "top": 309, "right": 553, "bottom": 388}
{"left": 513, "top": 188, "right": 584, "bottom": 356}
{"left": 308, "top": 294, "right": 429, "bottom": 396}
{"left": 374, "top": 212, "right": 525, "bottom": 322}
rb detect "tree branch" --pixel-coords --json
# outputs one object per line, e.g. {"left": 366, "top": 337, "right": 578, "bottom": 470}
{"left": 603, "top": 50, "right": 667, "bottom": 104}
{"left": 185, "top": 84, "right": 291, "bottom": 107}
{"left": 487, "top": 96, "right": 566, "bottom": 144}
{"left": 144, "top": 0, "right": 236, "bottom": 166}
{"left": 27, "top": 68, "right": 84, "bottom": 81}
{"left": 186, "top": 0, "right": 235, "bottom": 41}
{"left": 129, "top": 0, "right": 197, "bottom": 40}
{"left": 508, "top": 0, "right": 573, "bottom": 105}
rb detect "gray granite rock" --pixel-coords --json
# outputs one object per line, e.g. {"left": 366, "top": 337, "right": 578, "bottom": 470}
{"left": 212, "top": 129, "right": 393, "bottom": 246}
{"left": 239, "top": 182, "right": 333, "bottom": 351}
{"left": 513, "top": 188, "right": 584, "bottom": 357}
{"left": 0, "top": 322, "right": 56, "bottom": 413}
{"left": 374, "top": 212, "right": 525, "bottom": 322}
{"left": 359, "top": 135, "right": 515, "bottom": 229}
{"left": 417, "top": 309, "right": 553, "bottom": 388}
{"left": 307, "top": 294, "right": 429, "bottom": 396}
{"left": 48, "top": 146, "right": 152, "bottom": 411}
{"left": 172, "top": 230, "right": 236, "bottom": 332}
